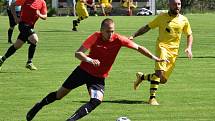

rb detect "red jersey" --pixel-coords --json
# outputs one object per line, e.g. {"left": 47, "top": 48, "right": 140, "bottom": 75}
{"left": 87, "top": 0, "right": 93, "bottom": 5}
{"left": 80, "top": 32, "right": 138, "bottom": 78}
{"left": 16, "top": 0, "right": 47, "bottom": 27}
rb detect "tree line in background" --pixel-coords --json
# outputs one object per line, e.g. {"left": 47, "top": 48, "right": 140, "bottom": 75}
{"left": 0, "top": 0, "right": 215, "bottom": 15}
{"left": 157, "top": 0, "right": 215, "bottom": 13}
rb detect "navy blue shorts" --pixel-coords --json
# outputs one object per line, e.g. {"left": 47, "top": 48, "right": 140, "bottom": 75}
{"left": 62, "top": 66, "right": 105, "bottom": 94}
{"left": 17, "top": 22, "right": 35, "bottom": 43}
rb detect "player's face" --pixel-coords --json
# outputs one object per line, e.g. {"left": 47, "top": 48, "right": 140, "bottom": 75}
{"left": 101, "top": 23, "right": 115, "bottom": 41}
{"left": 169, "top": 0, "right": 181, "bottom": 15}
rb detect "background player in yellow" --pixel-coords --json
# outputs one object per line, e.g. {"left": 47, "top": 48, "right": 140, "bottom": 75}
{"left": 98, "top": 0, "right": 112, "bottom": 16}
{"left": 72, "top": 0, "right": 89, "bottom": 31}
{"left": 120, "top": 0, "right": 137, "bottom": 16}
{"left": 129, "top": 0, "right": 193, "bottom": 105}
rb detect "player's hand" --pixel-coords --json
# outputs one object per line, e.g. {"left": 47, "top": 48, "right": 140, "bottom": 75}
{"left": 185, "top": 48, "right": 192, "bottom": 60}
{"left": 86, "top": 57, "right": 100, "bottom": 67}
{"left": 36, "top": 10, "right": 41, "bottom": 16}
{"left": 90, "top": 59, "right": 100, "bottom": 67}
{"left": 151, "top": 55, "right": 169, "bottom": 63}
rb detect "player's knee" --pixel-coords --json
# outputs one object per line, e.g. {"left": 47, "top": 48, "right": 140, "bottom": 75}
{"left": 56, "top": 96, "right": 63, "bottom": 100}
{"left": 160, "top": 79, "right": 167, "bottom": 84}
{"left": 29, "top": 39, "right": 38, "bottom": 45}
{"left": 56, "top": 92, "right": 65, "bottom": 100}
{"left": 83, "top": 16, "right": 88, "bottom": 19}
{"left": 29, "top": 34, "right": 39, "bottom": 44}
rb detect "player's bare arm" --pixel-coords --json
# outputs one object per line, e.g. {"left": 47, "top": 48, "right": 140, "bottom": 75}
{"left": 36, "top": 10, "right": 47, "bottom": 20}
{"left": 185, "top": 34, "right": 193, "bottom": 59}
{"left": 134, "top": 45, "right": 169, "bottom": 62}
{"left": 129, "top": 25, "right": 151, "bottom": 40}
{"left": 10, "top": 2, "right": 19, "bottom": 24}
{"left": 75, "top": 45, "right": 100, "bottom": 66}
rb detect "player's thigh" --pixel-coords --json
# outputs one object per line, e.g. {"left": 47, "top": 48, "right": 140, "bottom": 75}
{"left": 76, "top": 6, "right": 89, "bottom": 18}
{"left": 163, "top": 56, "right": 177, "bottom": 81}
{"left": 107, "top": 3, "right": 112, "bottom": 8}
{"left": 122, "top": 2, "right": 128, "bottom": 8}
{"left": 13, "top": 38, "right": 25, "bottom": 49}
{"left": 18, "top": 22, "right": 36, "bottom": 44}
{"left": 62, "top": 66, "right": 88, "bottom": 90}
{"left": 155, "top": 47, "right": 172, "bottom": 82}
{"left": 86, "top": 77, "right": 105, "bottom": 101}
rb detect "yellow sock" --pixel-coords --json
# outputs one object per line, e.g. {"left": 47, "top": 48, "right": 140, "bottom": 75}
{"left": 149, "top": 74, "right": 160, "bottom": 99}
{"left": 141, "top": 73, "right": 153, "bottom": 81}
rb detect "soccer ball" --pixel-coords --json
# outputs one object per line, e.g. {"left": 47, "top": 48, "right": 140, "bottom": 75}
{"left": 116, "top": 117, "right": 131, "bottom": 121}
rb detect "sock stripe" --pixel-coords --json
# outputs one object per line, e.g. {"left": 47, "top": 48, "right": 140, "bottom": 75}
{"left": 150, "top": 88, "right": 158, "bottom": 90}
{"left": 150, "top": 96, "right": 155, "bottom": 99}
{"left": 149, "top": 74, "right": 160, "bottom": 99}
{"left": 147, "top": 74, "right": 151, "bottom": 81}
{"left": 150, "top": 81, "right": 159, "bottom": 84}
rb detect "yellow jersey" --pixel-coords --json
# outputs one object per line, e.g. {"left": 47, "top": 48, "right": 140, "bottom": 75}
{"left": 99, "top": 0, "right": 112, "bottom": 3}
{"left": 148, "top": 13, "right": 192, "bottom": 49}
{"left": 76, "top": 0, "right": 85, "bottom": 6}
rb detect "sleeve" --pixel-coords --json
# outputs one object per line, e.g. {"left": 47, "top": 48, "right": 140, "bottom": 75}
{"left": 40, "top": 1, "right": 47, "bottom": 15}
{"left": 82, "top": 33, "right": 98, "bottom": 49}
{"left": 15, "top": 0, "right": 25, "bottom": 6}
{"left": 183, "top": 18, "right": 192, "bottom": 36}
{"left": 148, "top": 14, "right": 161, "bottom": 29}
{"left": 118, "top": 34, "right": 138, "bottom": 49}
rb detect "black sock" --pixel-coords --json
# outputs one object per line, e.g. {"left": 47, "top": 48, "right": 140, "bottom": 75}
{"left": 8, "top": 28, "right": 13, "bottom": 42}
{"left": 68, "top": 98, "right": 101, "bottom": 120}
{"left": 28, "top": 44, "right": 36, "bottom": 63}
{"left": 4, "top": 45, "right": 17, "bottom": 59}
{"left": 77, "top": 18, "right": 82, "bottom": 22}
{"left": 40, "top": 91, "right": 58, "bottom": 107}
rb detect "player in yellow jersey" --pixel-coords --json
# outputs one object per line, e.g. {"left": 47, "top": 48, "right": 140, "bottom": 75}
{"left": 72, "top": 0, "right": 89, "bottom": 31}
{"left": 120, "top": 0, "right": 137, "bottom": 16}
{"left": 130, "top": 0, "right": 193, "bottom": 105}
{"left": 98, "top": 0, "right": 112, "bottom": 16}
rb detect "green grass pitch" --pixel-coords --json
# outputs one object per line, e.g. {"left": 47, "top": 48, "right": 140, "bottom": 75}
{"left": 0, "top": 14, "right": 215, "bottom": 121}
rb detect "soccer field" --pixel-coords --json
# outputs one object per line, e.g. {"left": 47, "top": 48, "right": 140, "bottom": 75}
{"left": 0, "top": 14, "right": 215, "bottom": 121}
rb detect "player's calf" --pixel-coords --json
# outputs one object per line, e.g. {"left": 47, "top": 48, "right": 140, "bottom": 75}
{"left": 66, "top": 98, "right": 101, "bottom": 121}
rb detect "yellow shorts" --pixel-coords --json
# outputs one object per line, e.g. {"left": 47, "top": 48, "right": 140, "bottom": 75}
{"left": 101, "top": 3, "right": 112, "bottom": 8}
{"left": 155, "top": 46, "right": 178, "bottom": 80}
{"left": 122, "top": 2, "right": 137, "bottom": 8}
{"left": 76, "top": 3, "right": 89, "bottom": 18}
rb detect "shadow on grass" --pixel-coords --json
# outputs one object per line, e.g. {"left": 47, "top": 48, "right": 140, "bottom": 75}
{"left": 75, "top": 100, "right": 148, "bottom": 105}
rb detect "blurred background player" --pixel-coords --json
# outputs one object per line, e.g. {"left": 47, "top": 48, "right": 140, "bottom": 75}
{"left": 86, "top": 0, "right": 98, "bottom": 16}
{"left": 120, "top": 0, "right": 137, "bottom": 16}
{"left": 6, "top": 0, "right": 21, "bottom": 44}
{"left": 0, "top": 0, "right": 47, "bottom": 71}
{"left": 98, "top": 0, "right": 112, "bottom": 16}
{"left": 130, "top": 0, "right": 193, "bottom": 105}
{"left": 72, "top": 0, "right": 90, "bottom": 31}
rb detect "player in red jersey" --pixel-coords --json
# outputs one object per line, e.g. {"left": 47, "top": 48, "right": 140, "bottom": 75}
{"left": 86, "top": 0, "right": 98, "bottom": 16}
{"left": 0, "top": 0, "right": 47, "bottom": 70}
{"left": 26, "top": 18, "right": 168, "bottom": 121}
